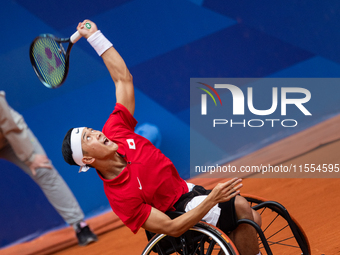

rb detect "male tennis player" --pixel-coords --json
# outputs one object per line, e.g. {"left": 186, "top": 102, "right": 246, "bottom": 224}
{"left": 62, "top": 20, "right": 261, "bottom": 255}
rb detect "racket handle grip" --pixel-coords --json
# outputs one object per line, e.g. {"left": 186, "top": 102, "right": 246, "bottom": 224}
{"left": 70, "top": 31, "right": 81, "bottom": 44}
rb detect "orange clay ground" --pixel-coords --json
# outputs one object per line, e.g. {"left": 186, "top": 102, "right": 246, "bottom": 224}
{"left": 1, "top": 115, "right": 340, "bottom": 255}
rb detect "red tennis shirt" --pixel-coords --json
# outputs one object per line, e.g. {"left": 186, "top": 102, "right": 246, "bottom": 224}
{"left": 98, "top": 103, "right": 188, "bottom": 233}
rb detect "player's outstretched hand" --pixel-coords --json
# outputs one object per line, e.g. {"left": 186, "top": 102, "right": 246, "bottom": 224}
{"left": 77, "top": 20, "right": 98, "bottom": 39}
{"left": 209, "top": 178, "right": 243, "bottom": 204}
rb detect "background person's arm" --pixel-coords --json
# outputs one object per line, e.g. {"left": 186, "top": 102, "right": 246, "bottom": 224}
{"left": 0, "top": 93, "right": 52, "bottom": 175}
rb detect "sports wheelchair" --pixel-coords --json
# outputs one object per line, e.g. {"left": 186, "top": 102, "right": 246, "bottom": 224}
{"left": 142, "top": 194, "right": 310, "bottom": 255}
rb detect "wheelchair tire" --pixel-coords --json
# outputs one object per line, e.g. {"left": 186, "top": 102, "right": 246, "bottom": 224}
{"left": 242, "top": 194, "right": 311, "bottom": 255}
{"left": 142, "top": 221, "right": 239, "bottom": 255}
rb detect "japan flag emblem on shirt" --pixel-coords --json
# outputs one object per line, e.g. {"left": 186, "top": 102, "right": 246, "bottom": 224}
{"left": 127, "top": 139, "right": 136, "bottom": 149}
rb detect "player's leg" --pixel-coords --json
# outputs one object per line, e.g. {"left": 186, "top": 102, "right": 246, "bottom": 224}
{"left": 226, "top": 196, "right": 259, "bottom": 255}
{"left": 184, "top": 193, "right": 260, "bottom": 255}
{"left": 252, "top": 209, "right": 262, "bottom": 227}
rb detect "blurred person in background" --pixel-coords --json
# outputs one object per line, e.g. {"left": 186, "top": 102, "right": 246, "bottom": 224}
{"left": 0, "top": 91, "right": 97, "bottom": 246}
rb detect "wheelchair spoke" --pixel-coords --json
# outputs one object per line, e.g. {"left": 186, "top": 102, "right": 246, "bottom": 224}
{"left": 146, "top": 231, "right": 229, "bottom": 255}
{"left": 197, "top": 235, "right": 207, "bottom": 255}
{"left": 160, "top": 237, "right": 180, "bottom": 255}
{"left": 258, "top": 206, "right": 268, "bottom": 216}
{"left": 155, "top": 242, "right": 171, "bottom": 255}
{"left": 245, "top": 195, "right": 311, "bottom": 255}
{"left": 267, "top": 237, "right": 301, "bottom": 249}
{"left": 205, "top": 239, "right": 217, "bottom": 255}
{"left": 265, "top": 224, "right": 289, "bottom": 240}
{"left": 180, "top": 236, "right": 187, "bottom": 255}
{"left": 199, "top": 236, "right": 205, "bottom": 255}
{"left": 262, "top": 213, "right": 280, "bottom": 233}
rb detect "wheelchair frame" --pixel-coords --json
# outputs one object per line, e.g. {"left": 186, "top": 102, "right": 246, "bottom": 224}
{"left": 142, "top": 195, "right": 310, "bottom": 255}
{"left": 144, "top": 222, "right": 238, "bottom": 255}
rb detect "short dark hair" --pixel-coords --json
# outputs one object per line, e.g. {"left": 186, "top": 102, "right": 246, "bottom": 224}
{"left": 62, "top": 128, "right": 77, "bottom": 166}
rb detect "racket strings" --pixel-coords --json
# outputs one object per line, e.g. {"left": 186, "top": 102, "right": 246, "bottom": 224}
{"left": 31, "top": 37, "right": 66, "bottom": 88}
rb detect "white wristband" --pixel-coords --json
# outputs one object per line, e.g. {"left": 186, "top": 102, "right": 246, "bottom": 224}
{"left": 87, "top": 30, "right": 113, "bottom": 56}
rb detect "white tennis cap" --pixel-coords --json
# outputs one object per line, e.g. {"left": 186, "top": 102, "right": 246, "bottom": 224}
{"left": 70, "top": 127, "right": 90, "bottom": 173}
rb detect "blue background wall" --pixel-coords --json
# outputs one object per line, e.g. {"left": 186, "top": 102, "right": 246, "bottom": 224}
{"left": 1, "top": 0, "right": 340, "bottom": 248}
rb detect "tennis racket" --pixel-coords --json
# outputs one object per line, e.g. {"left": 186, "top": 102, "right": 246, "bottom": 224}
{"left": 29, "top": 23, "right": 91, "bottom": 89}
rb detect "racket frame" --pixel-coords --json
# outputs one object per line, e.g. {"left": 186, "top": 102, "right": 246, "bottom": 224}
{"left": 29, "top": 31, "right": 80, "bottom": 89}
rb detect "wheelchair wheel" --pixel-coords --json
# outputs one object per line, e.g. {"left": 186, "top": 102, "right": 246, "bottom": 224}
{"left": 142, "top": 221, "right": 239, "bottom": 255}
{"left": 243, "top": 194, "right": 311, "bottom": 255}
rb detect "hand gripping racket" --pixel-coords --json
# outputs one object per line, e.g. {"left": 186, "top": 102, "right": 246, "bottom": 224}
{"left": 29, "top": 23, "right": 91, "bottom": 89}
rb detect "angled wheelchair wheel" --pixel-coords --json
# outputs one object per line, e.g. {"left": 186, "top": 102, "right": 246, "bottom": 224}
{"left": 243, "top": 194, "right": 311, "bottom": 255}
{"left": 142, "top": 221, "right": 239, "bottom": 255}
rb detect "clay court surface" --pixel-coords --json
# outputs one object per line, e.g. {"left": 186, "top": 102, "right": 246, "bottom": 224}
{"left": 2, "top": 116, "right": 340, "bottom": 255}
{"left": 57, "top": 178, "right": 340, "bottom": 255}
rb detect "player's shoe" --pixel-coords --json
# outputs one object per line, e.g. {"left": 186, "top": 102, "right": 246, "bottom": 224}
{"left": 75, "top": 223, "right": 98, "bottom": 246}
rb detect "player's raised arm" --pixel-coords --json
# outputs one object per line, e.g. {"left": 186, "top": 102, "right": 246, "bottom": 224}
{"left": 77, "top": 20, "right": 135, "bottom": 115}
